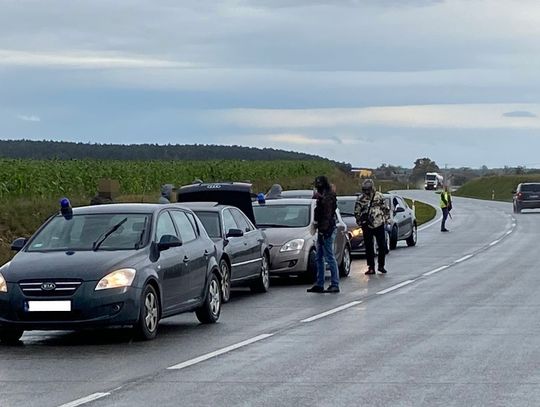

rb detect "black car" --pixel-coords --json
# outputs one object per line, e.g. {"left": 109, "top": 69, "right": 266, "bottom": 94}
{"left": 0, "top": 203, "right": 222, "bottom": 343}
{"left": 178, "top": 202, "right": 270, "bottom": 302}
{"left": 513, "top": 183, "right": 540, "bottom": 213}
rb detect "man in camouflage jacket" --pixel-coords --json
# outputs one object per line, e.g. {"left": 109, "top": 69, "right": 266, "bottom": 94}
{"left": 354, "top": 179, "right": 390, "bottom": 275}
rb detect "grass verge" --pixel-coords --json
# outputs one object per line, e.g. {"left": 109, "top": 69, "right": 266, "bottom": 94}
{"left": 455, "top": 175, "right": 540, "bottom": 202}
{"left": 405, "top": 198, "right": 437, "bottom": 226}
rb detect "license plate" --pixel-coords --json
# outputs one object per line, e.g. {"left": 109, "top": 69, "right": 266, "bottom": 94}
{"left": 28, "top": 301, "right": 71, "bottom": 312}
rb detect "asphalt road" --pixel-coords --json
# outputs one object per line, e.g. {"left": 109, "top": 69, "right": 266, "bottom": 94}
{"left": 2, "top": 191, "right": 538, "bottom": 407}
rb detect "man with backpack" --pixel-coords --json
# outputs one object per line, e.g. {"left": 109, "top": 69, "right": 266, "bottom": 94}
{"left": 355, "top": 179, "right": 390, "bottom": 275}
{"left": 307, "top": 175, "right": 340, "bottom": 293}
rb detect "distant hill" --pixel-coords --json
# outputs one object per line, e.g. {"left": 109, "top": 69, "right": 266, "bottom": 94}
{"left": 0, "top": 140, "right": 349, "bottom": 167}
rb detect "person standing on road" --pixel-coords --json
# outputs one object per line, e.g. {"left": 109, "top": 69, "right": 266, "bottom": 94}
{"left": 440, "top": 185, "right": 452, "bottom": 232}
{"left": 355, "top": 179, "right": 390, "bottom": 275}
{"left": 307, "top": 175, "right": 340, "bottom": 293}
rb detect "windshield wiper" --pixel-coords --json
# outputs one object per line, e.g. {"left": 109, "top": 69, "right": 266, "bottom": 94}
{"left": 134, "top": 218, "right": 148, "bottom": 250}
{"left": 92, "top": 218, "right": 128, "bottom": 251}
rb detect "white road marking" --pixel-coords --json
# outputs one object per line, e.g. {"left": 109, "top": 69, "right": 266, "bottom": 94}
{"left": 489, "top": 239, "right": 501, "bottom": 246}
{"left": 454, "top": 254, "right": 473, "bottom": 263}
{"left": 377, "top": 280, "right": 415, "bottom": 295}
{"left": 301, "top": 301, "right": 363, "bottom": 323}
{"left": 168, "top": 334, "right": 274, "bottom": 370}
{"left": 506, "top": 230, "right": 512, "bottom": 236}
{"left": 57, "top": 393, "right": 111, "bottom": 407}
{"left": 423, "top": 266, "right": 449, "bottom": 276}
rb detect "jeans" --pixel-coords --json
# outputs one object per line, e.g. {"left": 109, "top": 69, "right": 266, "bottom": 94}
{"left": 362, "top": 224, "right": 386, "bottom": 269}
{"left": 441, "top": 207, "right": 449, "bottom": 230}
{"left": 316, "top": 228, "right": 339, "bottom": 288}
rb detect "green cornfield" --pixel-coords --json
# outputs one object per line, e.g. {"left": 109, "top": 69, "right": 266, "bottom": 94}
{"left": 0, "top": 159, "right": 338, "bottom": 199}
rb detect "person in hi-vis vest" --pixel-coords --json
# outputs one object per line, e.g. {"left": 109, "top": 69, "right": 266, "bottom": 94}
{"left": 440, "top": 185, "right": 452, "bottom": 232}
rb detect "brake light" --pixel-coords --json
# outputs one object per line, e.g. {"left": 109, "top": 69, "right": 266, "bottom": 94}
{"left": 517, "top": 192, "right": 523, "bottom": 199}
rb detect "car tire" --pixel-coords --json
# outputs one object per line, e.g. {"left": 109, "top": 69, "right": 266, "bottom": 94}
{"left": 220, "top": 259, "right": 232, "bottom": 303}
{"left": 339, "top": 245, "right": 351, "bottom": 277}
{"left": 406, "top": 224, "right": 417, "bottom": 247}
{"left": 302, "top": 249, "right": 317, "bottom": 283}
{"left": 389, "top": 226, "right": 398, "bottom": 250}
{"left": 0, "top": 328, "right": 24, "bottom": 344}
{"left": 196, "top": 273, "right": 221, "bottom": 324}
{"left": 251, "top": 254, "right": 270, "bottom": 293}
{"left": 134, "top": 284, "right": 160, "bottom": 341}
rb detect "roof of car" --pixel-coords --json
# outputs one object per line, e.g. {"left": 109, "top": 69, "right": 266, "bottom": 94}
{"left": 176, "top": 202, "right": 227, "bottom": 212}
{"left": 71, "top": 203, "right": 173, "bottom": 215}
{"left": 254, "top": 198, "right": 315, "bottom": 206}
{"left": 337, "top": 195, "right": 359, "bottom": 200}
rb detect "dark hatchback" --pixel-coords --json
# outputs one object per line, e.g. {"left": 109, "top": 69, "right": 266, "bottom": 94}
{"left": 0, "top": 203, "right": 222, "bottom": 343}
{"left": 513, "top": 183, "right": 540, "bottom": 213}
{"left": 178, "top": 202, "right": 270, "bottom": 302}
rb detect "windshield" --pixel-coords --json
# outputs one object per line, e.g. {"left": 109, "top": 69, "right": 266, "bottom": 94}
{"left": 253, "top": 204, "right": 311, "bottom": 228}
{"left": 521, "top": 184, "right": 540, "bottom": 192}
{"left": 426, "top": 175, "right": 436, "bottom": 181}
{"left": 194, "top": 211, "right": 222, "bottom": 238}
{"left": 337, "top": 199, "right": 356, "bottom": 216}
{"left": 27, "top": 213, "right": 150, "bottom": 252}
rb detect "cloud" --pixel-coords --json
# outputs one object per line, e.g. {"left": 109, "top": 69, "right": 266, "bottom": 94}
{"left": 17, "top": 114, "right": 40, "bottom": 122}
{"left": 0, "top": 49, "right": 197, "bottom": 69}
{"left": 503, "top": 110, "right": 537, "bottom": 118}
{"left": 216, "top": 104, "right": 540, "bottom": 130}
{"left": 265, "top": 133, "right": 347, "bottom": 145}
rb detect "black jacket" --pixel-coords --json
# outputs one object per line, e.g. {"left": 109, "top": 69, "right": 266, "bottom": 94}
{"left": 314, "top": 191, "right": 337, "bottom": 234}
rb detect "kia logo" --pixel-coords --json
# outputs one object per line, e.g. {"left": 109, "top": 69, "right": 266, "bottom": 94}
{"left": 41, "top": 282, "right": 56, "bottom": 291}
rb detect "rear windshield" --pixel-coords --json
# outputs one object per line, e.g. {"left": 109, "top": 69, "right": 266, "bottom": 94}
{"left": 521, "top": 184, "right": 540, "bottom": 192}
{"left": 253, "top": 204, "right": 311, "bottom": 228}
{"left": 194, "top": 211, "right": 222, "bottom": 238}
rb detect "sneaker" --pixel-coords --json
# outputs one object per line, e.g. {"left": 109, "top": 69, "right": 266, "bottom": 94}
{"left": 365, "top": 268, "right": 376, "bottom": 275}
{"left": 441, "top": 228, "right": 449, "bottom": 232}
{"left": 307, "top": 285, "right": 324, "bottom": 293}
{"left": 378, "top": 267, "right": 387, "bottom": 274}
{"left": 325, "top": 285, "right": 340, "bottom": 293}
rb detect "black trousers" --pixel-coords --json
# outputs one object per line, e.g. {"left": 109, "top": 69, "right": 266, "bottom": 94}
{"left": 441, "top": 207, "right": 449, "bottom": 230}
{"left": 363, "top": 224, "right": 386, "bottom": 269}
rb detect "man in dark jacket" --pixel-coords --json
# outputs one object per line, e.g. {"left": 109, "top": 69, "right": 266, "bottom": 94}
{"left": 307, "top": 175, "right": 340, "bottom": 293}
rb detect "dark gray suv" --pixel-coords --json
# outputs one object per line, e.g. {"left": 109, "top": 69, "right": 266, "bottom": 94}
{"left": 513, "top": 183, "right": 540, "bottom": 213}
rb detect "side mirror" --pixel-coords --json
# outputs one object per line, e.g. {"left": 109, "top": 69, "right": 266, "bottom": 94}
{"left": 11, "top": 237, "right": 28, "bottom": 252}
{"left": 226, "top": 228, "right": 244, "bottom": 238}
{"left": 394, "top": 206, "right": 405, "bottom": 214}
{"left": 157, "top": 234, "right": 182, "bottom": 251}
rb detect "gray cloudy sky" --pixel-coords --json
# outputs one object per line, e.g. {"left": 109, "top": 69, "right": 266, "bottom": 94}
{"left": 2, "top": 0, "right": 540, "bottom": 167}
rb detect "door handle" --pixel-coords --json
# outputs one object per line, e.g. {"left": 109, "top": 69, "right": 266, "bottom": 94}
{"left": 183, "top": 256, "right": 190, "bottom": 264}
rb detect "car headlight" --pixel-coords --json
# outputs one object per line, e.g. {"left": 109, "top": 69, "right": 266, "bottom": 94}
{"left": 95, "top": 268, "right": 136, "bottom": 291}
{"left": 351, "top": 228, "right": 363, "bottom": 237}
{"left": 0, "top": 262, "right": 10, "bottom": 293}
{"left": 280, "top": 239, "right": 305, "bottom": 252}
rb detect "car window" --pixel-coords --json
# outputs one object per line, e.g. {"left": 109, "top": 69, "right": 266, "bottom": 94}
{"left": 28, "top": 213, "right": 150, "bottom": 252}
{"left": 253, "top": 204, "right": 311, "bottom": 228}
{"left": 230, "top": 208, "right": 253, "bottom": 232}
{"left": 194, "top": 211, "right": 221, "bottom": 238}
{"left": 170, "top": 211, "right": 197, "bottom": 243}
{"left": 222, "top": 209, "right": 238, "bottom": 234}
{"left": 186, "top": 212, "right": 200, "bottom": 235}
{"left": 156, "top": 212, "right": 178, "bottom": 243}
{"left": 337, "top": 199, "right": 356, "bottom": 216}
{"left": 521, "top": 184, "right": 540, "bottom": 192}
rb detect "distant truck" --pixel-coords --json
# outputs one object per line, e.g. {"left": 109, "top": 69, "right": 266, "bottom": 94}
{"left": 424, "top": 172, "right": 444, "bottom": 190}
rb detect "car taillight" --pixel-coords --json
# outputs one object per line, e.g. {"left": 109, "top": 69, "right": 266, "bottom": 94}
{"left": 517, "top": 192, "right": 523, "bottom": 199}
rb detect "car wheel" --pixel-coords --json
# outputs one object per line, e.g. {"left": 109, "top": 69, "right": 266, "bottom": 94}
{"left": 251, "top": 254, "right": 270, "bottom": 293}
{"left": 196, "top": 273, "right": 221, "bottom": 324}
{"left": 302, "top": 249, "right": 317, "bottom": 283}
{"left": 220, "top": 259, "right": 232, "bottom": 303}
{"left": 339, "top": 245, "right": 351, "bottom": 277}
{"left": 134, "top": 284, "right": 160, "bottom": 341}
{"left": 406, "top": 224, "right": 417, "bottom": 247}
{"left": 389, "top": 226, "right": 398, "bottom": 250}
{"left": 0, "top": 328, "right": 24, "bottom": 344}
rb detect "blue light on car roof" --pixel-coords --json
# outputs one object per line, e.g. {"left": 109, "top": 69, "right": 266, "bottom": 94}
{"left": 60, "top": 197, "right": 73, "bottom": 220}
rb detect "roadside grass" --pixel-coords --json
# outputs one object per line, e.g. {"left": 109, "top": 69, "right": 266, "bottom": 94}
{"left": 455, "top": 175, "right": 540, "bottom": 202}
{"left": 405, "top": 198, "right": 437, "bottom": 226}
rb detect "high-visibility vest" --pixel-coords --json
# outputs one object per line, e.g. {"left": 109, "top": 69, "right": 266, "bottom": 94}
{"left": 440, "top": 191, "right": 451, "bottom": 208}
